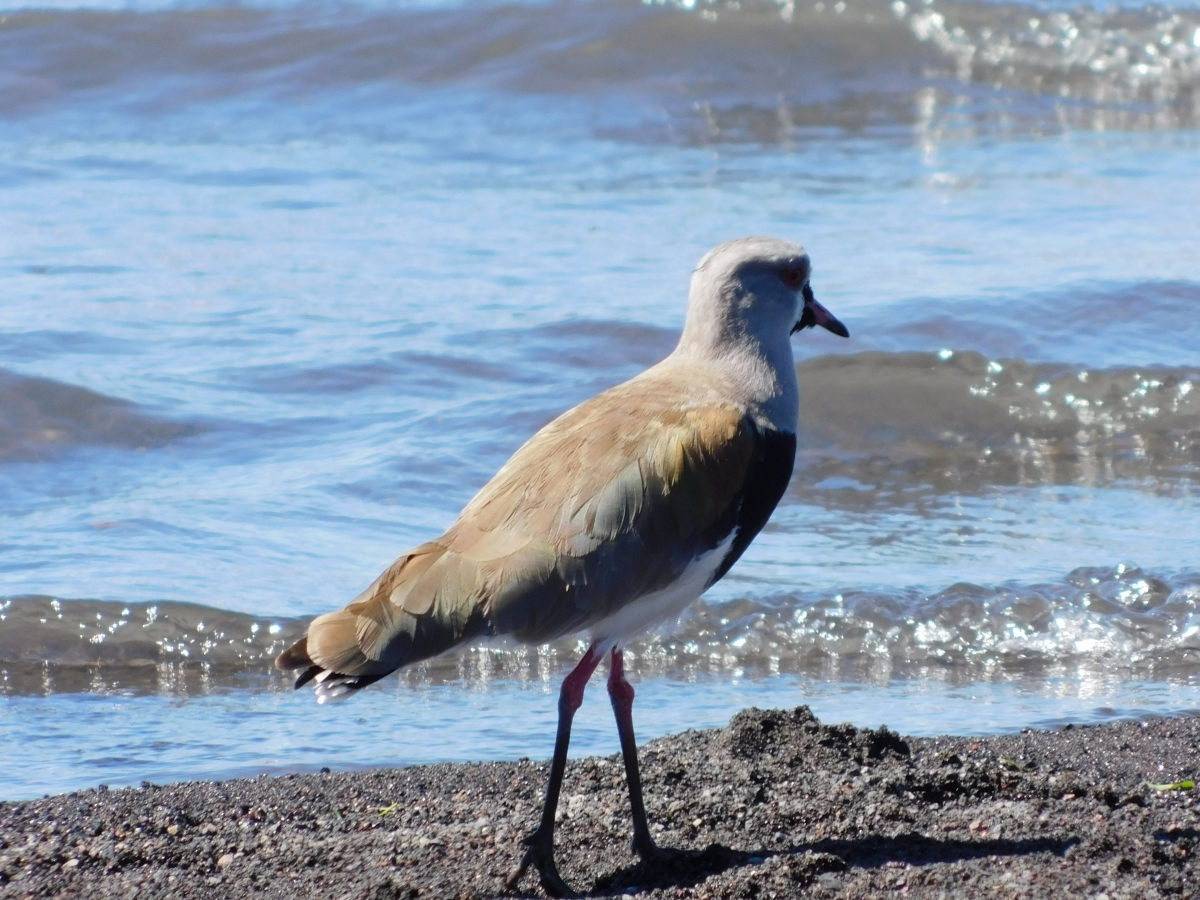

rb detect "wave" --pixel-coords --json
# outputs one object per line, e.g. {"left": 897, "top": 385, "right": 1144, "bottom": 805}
{"left": 896, "top": 0, "right": 1200, "bottom": 130}
{"left": 4, "top": 564, "right": 1199, "bottom": 695}
{"left": 1, "top": 0, "right": 1196, "bottom": 133}
{"left": 790, "top": 280, "right": 1200, "bottom": 495}
{"left": 0, "top": 596, "right": 306, "bottom": 693}
{"left": 794, "top": 349, "right": 1200, "bottom": 495}
{"left": 657, "top": 563, "right": 1200, "bottom": 681}
{"left": 3, "top": 332, "right": 1196, "bottom": 492}
{"left": 0, "top": 368, "right": 197, "bottom": 461}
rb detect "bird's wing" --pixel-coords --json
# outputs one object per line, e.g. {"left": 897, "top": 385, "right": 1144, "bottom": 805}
{"left": 278, "top": 374, "right": 795, "bottom": 685}
{"left": 447, "top": 378, "right": 795, "bottom": 642}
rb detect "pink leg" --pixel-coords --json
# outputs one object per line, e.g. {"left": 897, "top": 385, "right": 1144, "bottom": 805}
{"left": 507, "top": 644, "right": 603, "bottom": 897}
{"left": 608, "top": 648, "right": 660, "bottom": 859}
{"left": 561, "top": 644, "right": 601, "bottom": 717}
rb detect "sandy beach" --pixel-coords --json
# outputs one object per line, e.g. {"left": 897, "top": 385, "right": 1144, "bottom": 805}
{"left": 1, "top": 706, "right": 1196, "bottom": 899}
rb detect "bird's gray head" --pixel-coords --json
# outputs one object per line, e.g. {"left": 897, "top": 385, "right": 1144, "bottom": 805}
{"left": 677, "top": 236, "right": 848, "bottom": 361}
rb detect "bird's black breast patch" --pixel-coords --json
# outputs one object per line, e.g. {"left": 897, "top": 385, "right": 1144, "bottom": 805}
{"left": 712, "top": 426, "right": 797, "bottom": 583}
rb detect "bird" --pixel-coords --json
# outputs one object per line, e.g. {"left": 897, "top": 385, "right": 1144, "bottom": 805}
{"left": 275, "top": 235, "right": 848, "bottom": 897}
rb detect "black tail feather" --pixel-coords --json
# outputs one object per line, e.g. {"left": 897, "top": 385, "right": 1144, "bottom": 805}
{"left": 294, "top": 665, "right": 322, "bottom": 690}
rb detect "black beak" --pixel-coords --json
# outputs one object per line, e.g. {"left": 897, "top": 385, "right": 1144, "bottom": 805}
{"left": 792, "top": 284, "right": 849, "bottom": 337}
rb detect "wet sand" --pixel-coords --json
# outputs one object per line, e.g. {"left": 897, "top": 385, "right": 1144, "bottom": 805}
{"left": 1, "top": 706, "right": 1197, "bottom": 899}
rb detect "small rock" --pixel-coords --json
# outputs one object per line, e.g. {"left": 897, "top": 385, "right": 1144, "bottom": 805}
{"left": 817, "top": 873, "right": 843, "bottom": 890}
{"left": 216, "top": 853, "right": 234, "bottom": 869}
{"left": 166, "top": 825, "right": 179, "bottom": 836}
{"left": 367, "top": 879, "right": 419, "bottom": 900}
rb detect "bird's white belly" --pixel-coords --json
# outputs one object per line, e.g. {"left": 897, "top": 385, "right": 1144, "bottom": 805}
{"left": 587, "top": 532, "right": 736, "bottom": 652}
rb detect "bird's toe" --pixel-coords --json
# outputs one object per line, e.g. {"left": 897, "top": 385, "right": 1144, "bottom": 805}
{"left": 506, "top": 829, "right": 578, "bottom": 898}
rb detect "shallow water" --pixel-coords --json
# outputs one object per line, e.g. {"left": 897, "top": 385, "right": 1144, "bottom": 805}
{"left": 1, "top": 0, "right": 1199, "bottom": 799}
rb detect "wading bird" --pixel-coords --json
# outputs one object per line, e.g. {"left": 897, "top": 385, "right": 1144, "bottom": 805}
{"left": 276, "top": 236, "right": 848, "bottom": 896}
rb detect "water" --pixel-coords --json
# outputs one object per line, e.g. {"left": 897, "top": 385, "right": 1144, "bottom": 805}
{"left": 1, "top": 0, "right": 1199, "bottom": 799}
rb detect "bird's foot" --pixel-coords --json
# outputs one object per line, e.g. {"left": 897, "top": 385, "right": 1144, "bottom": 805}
{"left": 632, "top": 832, "right": 664, "bottom": 863}
{"left": 506, "top": 828, "right": 578, "bottom": 898}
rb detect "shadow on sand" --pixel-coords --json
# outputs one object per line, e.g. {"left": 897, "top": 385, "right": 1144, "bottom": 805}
{"left": 587, "top": 833, "right": 1080, "bottom": 895}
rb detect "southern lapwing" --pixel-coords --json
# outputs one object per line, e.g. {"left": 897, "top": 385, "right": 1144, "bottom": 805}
{"left": 276, "top": 236, "right": 848, "bottom": 896}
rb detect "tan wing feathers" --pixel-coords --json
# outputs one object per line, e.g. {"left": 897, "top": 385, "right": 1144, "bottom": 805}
{"left": 280, "top": 367, "right": 762, "bottom": 676}
{"left": 461, "top": 386, "right": 757, "bottom": 641}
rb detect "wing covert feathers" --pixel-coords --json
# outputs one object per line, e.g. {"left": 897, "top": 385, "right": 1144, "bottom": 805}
{"left": 276, "top": 367, "right": 796, "bottom": 691}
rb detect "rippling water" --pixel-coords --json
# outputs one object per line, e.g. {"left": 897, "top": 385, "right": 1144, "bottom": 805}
{"left": 1, "top": 0, "right": 1199, "bottom": 799}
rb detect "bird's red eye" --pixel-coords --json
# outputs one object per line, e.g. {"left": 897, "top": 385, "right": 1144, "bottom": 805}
{"left": 779, "top": 268, "right": 804, "bottom": 290}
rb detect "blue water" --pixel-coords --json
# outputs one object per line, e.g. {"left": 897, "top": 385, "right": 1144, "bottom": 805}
{"left": 2, "top": 0, "right": 1200, "bottom": 799}
{"left": 8, "top": 673, "right": 1200, "bottom": 799}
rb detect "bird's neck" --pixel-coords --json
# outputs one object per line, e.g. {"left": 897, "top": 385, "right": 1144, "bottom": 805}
{"left": 671, "top": 329, "right": 799, "bottom": 434}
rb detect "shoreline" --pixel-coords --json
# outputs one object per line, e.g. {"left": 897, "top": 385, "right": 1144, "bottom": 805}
{"left": 1, "top": 707, "right": 1197, "bottom": 899}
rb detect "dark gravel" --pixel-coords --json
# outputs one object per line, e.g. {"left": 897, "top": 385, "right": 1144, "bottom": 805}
{"left": 2, "top": 706, "right": 1198, "bottom": 899}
